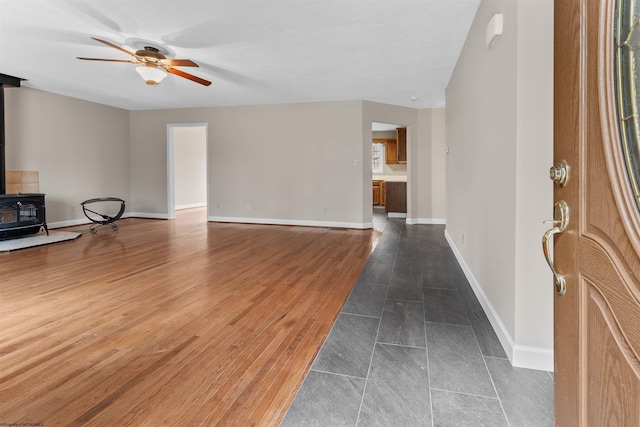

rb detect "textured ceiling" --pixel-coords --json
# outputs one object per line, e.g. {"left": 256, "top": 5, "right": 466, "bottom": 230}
{"left": 0, "top": 0, "right": 479, "bottom": 111}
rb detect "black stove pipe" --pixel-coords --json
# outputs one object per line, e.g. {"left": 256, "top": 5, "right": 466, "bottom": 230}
{"left": 1, "top": 86, "right": 5, "bottom": 195}
{"left": 0, "top": 74, "right": 24, "bottom": 195}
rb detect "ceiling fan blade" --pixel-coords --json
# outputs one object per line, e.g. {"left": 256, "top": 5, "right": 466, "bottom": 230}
{"left": 161, "top": 59, "right": 199, "bottom": 67}
{"left": 166, "top": 67, "right": 212, "bottom": 86}
{"left": 77, "top": 57, "right": 138, "bottom": 63}
{"left": 91, "top": 37, "right": 137, "bottom": 58}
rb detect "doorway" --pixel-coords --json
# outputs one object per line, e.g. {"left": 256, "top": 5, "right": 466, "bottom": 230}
{"left": 371, "top": 122, "right": 408, "bottom": 228}
{"left": 167, "top": 124, "right": 208, "bottom": 220}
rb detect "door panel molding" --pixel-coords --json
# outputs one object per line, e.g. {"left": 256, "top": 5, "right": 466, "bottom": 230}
{"left": 586, "top": 284, "right": 640, "bottom": 426}
{"left": 599, "top": 0, "right": 640, "bottom": 257}
{"left": 580, "top": 237, "right": 640, "bottom": 352}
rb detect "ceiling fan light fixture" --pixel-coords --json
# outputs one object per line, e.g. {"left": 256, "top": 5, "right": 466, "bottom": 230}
{"left": 135, "top": 66, "right": 167, "bottom": 85}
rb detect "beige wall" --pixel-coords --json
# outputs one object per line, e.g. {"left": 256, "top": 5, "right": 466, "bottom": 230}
{"left": 445, "top": 0, "right": 553, "bottom": 370}
{"left": 131, "top": 101, "right": 368, "bottom": 227}
{"left": 418, "top": 108, "right": 446, "bottom": 222}
{"left": 130, "top": 101, "right": 444, "bottom": 227}
{"left": 363, "top": 101, "right": 446, "bottom": 224}
{"left": 430, "top": 109, "right": 446, "bottom": 220}
{"left": 4, "top": 87, "right": 131, "bottom": 225}
{"left": 5, "top": 91, "right": 446, "bottom": 231}
{"left": 514, "top": 0, "right": 554, "bottom": 367}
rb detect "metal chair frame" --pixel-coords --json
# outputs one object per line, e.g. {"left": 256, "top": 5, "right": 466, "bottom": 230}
{"left": 81, "top": 197, "right": 126, "bottom": 233}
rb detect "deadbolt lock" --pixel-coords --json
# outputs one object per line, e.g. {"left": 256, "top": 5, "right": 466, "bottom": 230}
{"left": 549, "top": 160, "right": 569, "bottom": 187}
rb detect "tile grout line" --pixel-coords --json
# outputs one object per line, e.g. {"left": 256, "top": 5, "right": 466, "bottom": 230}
{"left": 307, "top": 368, "right": 368, "bottom": 381}
{"left": 354, "top": 232, "right": 398, "bottom": 427}
{"left": 476, "top": 334, "right": 512, "bottom": 427}
{"left": 429, "top": 387, "right": 503, "bottom": 399}
{"left": 353, "top": 314, "right": 382, "bottom": 427}
{"left": 423, "top": 300, "right": 435, "bottom": 426}
{"left": 340, "top": 312, "right": 383, "bottom": 320}
{"left": 418, "top": 242, "right": 434, "bottom": 427}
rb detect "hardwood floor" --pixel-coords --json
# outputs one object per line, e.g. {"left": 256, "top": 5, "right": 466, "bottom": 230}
{"left": 0, "top": 209, "right": 379, "bottom": 426}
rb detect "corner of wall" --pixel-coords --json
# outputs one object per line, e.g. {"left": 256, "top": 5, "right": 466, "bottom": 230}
{"left": 445, "top": 229, "right": 553, "bottom": 371}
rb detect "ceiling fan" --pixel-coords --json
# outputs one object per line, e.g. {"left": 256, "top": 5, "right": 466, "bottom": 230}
{"left": 77, "top": 37, "right": 212, "bottom": 86}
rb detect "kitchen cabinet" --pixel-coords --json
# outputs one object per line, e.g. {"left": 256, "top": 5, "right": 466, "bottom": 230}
{"left": 396, "top": 128, "right": 407, "bottom": 163}
{"left": 385, "top": 181, "right": 406, "bottom": 213}
{"left": 372, "top": 180, "right": 385, "bottom": 206}
{"left": 381, "top": 128, "right": 407, "bottom": 164}
{"left": 385, "top": 139, "right": 398, "bottom": 164}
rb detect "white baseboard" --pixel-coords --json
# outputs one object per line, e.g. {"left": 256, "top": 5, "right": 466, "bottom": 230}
{"left": 127, "top": 212, "right": 170, "bottom": 220}
{"left": 47, "top": 212, "right": 145, "bottom": 229}
{"left": 387, "top": 212, "right": 407, "bottom": 218}
{"left": 512, "top": 345, "right": 553, "bottom": 371}
{"left": 176, "top": 203, "right": 206, "bottom": 210}
{"left": 406, "top": 217, "right": 446, "bottom": 225}
{"left": 208, "top": 216, "right": 372, "bottom": 229}
{"left": 444, "top": 230, "right": 553, "bottom": 371}
{"left": 48, "top": 218, "right": 92, "bottom": 229}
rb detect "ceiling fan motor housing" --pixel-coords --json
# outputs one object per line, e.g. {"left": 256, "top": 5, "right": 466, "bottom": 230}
{"left": 136, "top": 46, "right": 166, "bottom": 61}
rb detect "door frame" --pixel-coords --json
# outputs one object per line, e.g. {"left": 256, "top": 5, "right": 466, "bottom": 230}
{"left": 370, "top": 121, "right": 410, "bottom": 220}
{"left": 166, "top": 123, "right": 209, "bottom": 220}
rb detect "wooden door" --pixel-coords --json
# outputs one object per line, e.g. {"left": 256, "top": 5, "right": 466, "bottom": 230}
{"left": 554, "top": 0, "right": 640, "bottom": 425}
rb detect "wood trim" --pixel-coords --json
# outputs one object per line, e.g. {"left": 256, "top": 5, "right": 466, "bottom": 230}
{"left": 554, "top": 0, "right": 583, "bottom": 423}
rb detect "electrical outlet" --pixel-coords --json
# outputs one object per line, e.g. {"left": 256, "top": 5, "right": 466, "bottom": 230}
{"left": 351, "top": 159, "right": 358, "bottom": 166}
{"left": 323, "top": 207, "right": 328, "bottom": 214}
{"left": 246, "top": 203, "right": 251, "bottom": 211}
{"left": 461, "top": 232, "right": 465, "bottom": 244}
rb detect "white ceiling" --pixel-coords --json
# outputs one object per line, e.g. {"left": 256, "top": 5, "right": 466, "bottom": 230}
{"left": 0, "top": 0, "right": 479, "bottom": 111}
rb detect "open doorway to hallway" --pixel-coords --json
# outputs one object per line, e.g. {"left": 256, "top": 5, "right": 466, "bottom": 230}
{"left": 167, "top": 124, "right": 208, "bottom": 221}
{"left": 371, "top": 121, "right": 408, "bottom": 230}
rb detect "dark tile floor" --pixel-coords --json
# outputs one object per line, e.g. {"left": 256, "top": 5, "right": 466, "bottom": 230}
{"left": 281, "top": 208, "right": 554, "bottom": 427}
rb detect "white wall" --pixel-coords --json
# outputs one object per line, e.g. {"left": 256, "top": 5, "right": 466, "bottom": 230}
{"left": 445, "top": 0, "right": 553, "bottom": 370}
{"left": 4, "top": 87, "right": 131, "bottom": 226}
{"left": 172, "top": 126, "right": 207, "bottom": 210}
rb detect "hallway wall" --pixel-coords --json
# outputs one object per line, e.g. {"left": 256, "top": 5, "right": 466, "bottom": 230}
{"left": 445, "top": 0, "right": 553, "bottom": 370}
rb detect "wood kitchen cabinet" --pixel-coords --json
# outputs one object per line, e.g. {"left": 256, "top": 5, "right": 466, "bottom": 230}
{"left": 372, "top": 180, "right": 385, "bottom": 206}
{"left": 373, "top": 138, "right": 397, "bottom": 165}
{"left": 385, "top": 140, "right": 398, "bottom": 164}
{"left": 396, "top": 127, "right": 407, "bottom": 163}
{"left": 385, "top": 181, "right": 406, "bottom": 213}
{"left": 380, "top": 128, "right": 407, "bottom": 164}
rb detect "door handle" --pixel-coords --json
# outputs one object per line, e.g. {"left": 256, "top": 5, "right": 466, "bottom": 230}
{"left": 542, "top": 200, "right": 569, "bottom": 295}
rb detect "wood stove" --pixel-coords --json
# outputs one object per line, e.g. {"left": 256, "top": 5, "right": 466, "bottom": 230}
{"left": 0, "top": 193, "right": 48, "bottom": 239}
{"left": 0, "top": 74, "right": 48, "bottom": 239}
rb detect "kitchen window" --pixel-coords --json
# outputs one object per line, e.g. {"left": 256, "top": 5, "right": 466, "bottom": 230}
{"left": 372, "top": 143, "right": 384, "bottom": 174}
